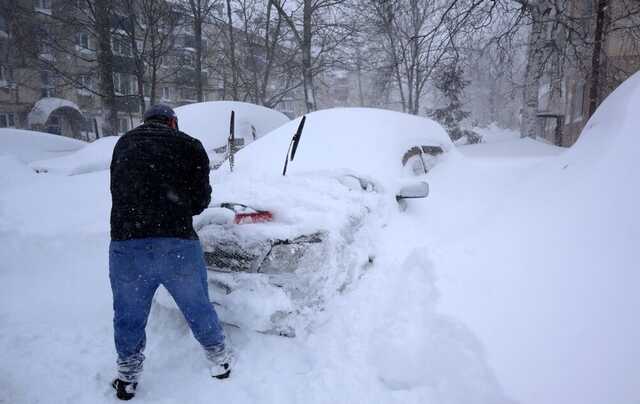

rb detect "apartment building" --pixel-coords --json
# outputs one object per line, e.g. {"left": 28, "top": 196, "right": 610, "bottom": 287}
{"left": 0, "top": 0, "right": 303, "bottom": 140}
{"left": 538, "top": 0, "right": 640, "bottom": 146}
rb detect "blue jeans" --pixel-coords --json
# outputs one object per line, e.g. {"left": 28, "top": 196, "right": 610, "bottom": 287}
{"left": 109, "top": 237, "right": 225, "bottom": 382}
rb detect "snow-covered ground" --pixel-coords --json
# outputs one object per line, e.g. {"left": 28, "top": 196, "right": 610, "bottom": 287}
{"left": 1, "top": 74, "right": 639, "bottom": 404}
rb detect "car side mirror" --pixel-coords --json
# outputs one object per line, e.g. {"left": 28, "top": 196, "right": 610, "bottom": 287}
{"left": 396, "top": 181, "right": 429, "bottom": 202}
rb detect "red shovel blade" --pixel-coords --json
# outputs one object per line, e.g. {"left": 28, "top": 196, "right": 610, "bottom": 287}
{"left": 234, "top": 211, "right": 273, "bottom": 224}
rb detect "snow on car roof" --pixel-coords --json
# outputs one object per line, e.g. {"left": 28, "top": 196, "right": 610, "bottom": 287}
{"left": 231, "top": 107, "right": 455, "bottom": 180}
{"left": 174, "top": 101, "right": 290, "bottom": 151}
{"left": 0, "top": 128, "right": 86, "bottom": 163}
{"left": 30, "top": 136, "right": 119, "bottom": 175}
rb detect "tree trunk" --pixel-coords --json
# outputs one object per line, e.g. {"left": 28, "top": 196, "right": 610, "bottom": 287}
{"left": 150, "top": 64, "right": 158, "bottom": 106}
{"left": 194, "top": 15, "right": 204, "bottom": 102}
{"left": 588, "top": 0, "right": 608, "bottom": 118}
{"left": 150, "top": 26, "right": 158, "bottom": 106}
{"left": 356, "top": 48, "right": 365, "bottom": 107}
{"left": 521, "top": 6, "right": 545, "bottom": 139}
{"left": 226, "top": 0, "right": 239, "bottom": 100}
{"left": 126, "top": 5, "right": 146, "bottom": 115}
{"left": 95, "top": 0, "right": 118, "bottom": 136}
{"left": 302, "top": 0, "right": 316, "bottom": 112}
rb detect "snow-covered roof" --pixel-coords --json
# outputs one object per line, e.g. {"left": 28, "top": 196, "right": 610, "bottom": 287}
{"left": 27, "top": 98, "right": 83, "bottom": 127}
{"left": 174, "top": 101, "right": 289, "bottom": 151}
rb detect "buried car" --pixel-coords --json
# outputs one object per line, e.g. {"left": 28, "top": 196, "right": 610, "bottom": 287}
{"left": 175, "top": 101, "right": 290, "bottom": 168}
{"left": 155, "top": 108, "right": 455, "bottom": 337}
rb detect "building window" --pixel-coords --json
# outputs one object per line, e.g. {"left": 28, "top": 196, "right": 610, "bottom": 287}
{"left": 180, "top": 87, "right": 196, "bottom": 101}
{"left": 76, "top": 32, "right": 95, "bottom": 51}
{"left": 112, "top": 37, "right": 131, "bottom": 57}
{"left": 182, "top": 50, "right": 195, "bottom": 68}
{"left": 41, "top": 87, "right": 56, "bottom": 98}
{"left": 118, "top": 118, "right": 129, "bottom": 134}
{"left": 0, "top": 15, "right": 8, "bottom": 36}
{"left": 41, "top": 70, "right": 56, "bottom": 97}
{"left": 0, "top": 112, "right": 16, "bottom": 128}
{"left": 572, "top": 82, "right": 586, "bottom": 123}
{"left": 113, "top": 73, "right": 137, "bottom": 95}
{"left": 77, "top": 74, "right": 94, "bottom": 95}
{"left": 35, "top": 0, "right": 52, "bottom": 13}
{"left": 130, "top": 75, "right": 138, "bottom": 95}
{"left": 181, "top": 34, "right": 195, "bottom": 48}
{"left": 162, "top": 86, "right": 172, "bottom": 100}
{"left": 0, "top": 65, "right": 14, "bottom": 87}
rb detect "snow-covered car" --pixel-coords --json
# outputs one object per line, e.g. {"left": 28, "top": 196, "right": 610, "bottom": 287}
{"left": 25, "top": 101, "right": 288, "bottom": 176}
{"left": 155, "top": 108, "right": 454, "bottom": 336}
{"left": 175, "top": 101, "right": 290, "bottom": 168}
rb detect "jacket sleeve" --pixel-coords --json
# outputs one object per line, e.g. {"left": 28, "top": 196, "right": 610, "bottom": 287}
{"left": 189, "top": 140, "right": 212, "bottom": 216}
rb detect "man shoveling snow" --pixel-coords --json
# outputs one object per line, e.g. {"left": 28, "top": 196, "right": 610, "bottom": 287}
{"left": 109, "top": 104, "right": 233, "bottom": 400}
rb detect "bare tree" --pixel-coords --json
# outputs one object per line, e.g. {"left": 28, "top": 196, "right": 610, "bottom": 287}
{"left": 181, "top": 0, "right": 221, "bottom": 102}
{"left": 219, "top": 0, "right": 301, "bottom": 107}
{"left": 361, "top": 0, "right": 494, "bottom": 115}
{"left": 270, "top": 0, "right": 353, "bottom": 112}
{"left": 119, "top": 0, "right": 179, "bottom": 109}
{"left": 95, "top": 0, "right": 118, "bottom": 136}
{"left": 225, "top": 0, "right": 240, "bottom": 99}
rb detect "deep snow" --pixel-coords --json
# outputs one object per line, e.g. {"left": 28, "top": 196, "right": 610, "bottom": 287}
{"left": 0, "top": 128, "right": 85, "bottom": 163}
{"left": 1, "top": 74, "right": 639, "bottom": 404}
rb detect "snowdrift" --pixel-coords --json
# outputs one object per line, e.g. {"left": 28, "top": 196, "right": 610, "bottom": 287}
{"left": 567, "top": 71, "right": 640, "bottom": 172}
{"left": 428, "top": 72, "right": 640, "bottom": 404}
{"left": 175, "top": 101, "right": 289, "bottom": 151}
{"left": 232, "top": 107, "right": 455, "bottom": 181}
{"left": 0, "top": 128, "right": 85, "bottom": 163}
{"left": 30, "top": 136, "right": 119, "bottom": 175}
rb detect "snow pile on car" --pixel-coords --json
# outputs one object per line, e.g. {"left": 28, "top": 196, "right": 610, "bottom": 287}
{"left": 0, "top": 155, "right": 37, "bottom": 189}
{"left": 175, "top": 101, "right": 289, "bottom": 151}
{"left": 232, "top": 107, "right": 455, "bottom": 182}
{"left": 30, "top": 136, "right": 119, "bottom": 175}
{"left": 0, "top": 128, "right": 85, "bottom": 163}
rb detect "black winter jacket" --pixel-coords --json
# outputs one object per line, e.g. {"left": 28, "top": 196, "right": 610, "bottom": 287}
{"left": 110, "top": 122, "right": 212, "bottom": 240}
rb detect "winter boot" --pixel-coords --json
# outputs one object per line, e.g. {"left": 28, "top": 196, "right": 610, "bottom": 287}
{"left": 112, "top": 378, "right": 137, "bottom": 400}
{"left": 208, "top": 347, "right": 234, "bottom": 379}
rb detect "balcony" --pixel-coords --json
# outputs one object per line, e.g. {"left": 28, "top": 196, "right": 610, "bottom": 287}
{"left": 35, "top": 7, "right": 52, "bottom": 16}
{"left": 39, "top": 53, "right": 56, "bottom": 62}
{"left": 0, "top": 80, "right": 17, "bottom": 89}
{"left": 75, "top": 45, "right": 96, "bottom": 57}
{"left": 76, "top": 88, "right": 93, "bottom": 97}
